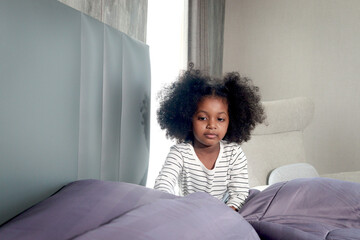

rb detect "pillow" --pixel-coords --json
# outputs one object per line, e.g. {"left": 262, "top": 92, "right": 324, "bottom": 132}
{"left": 268, "top": 163, "right": 319, "bottom": 185}
{"left": 251, "top": 185, "right": 269, "bottom": 191}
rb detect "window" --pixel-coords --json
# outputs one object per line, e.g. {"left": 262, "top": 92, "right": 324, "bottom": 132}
{"left": 146, "top": 0, "right": 185, "bottom": 187}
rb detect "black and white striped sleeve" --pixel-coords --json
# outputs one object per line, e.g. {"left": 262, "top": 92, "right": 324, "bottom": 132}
{"left": 226, "top": 146, "right": 249, "bottom": 209}
{"left": 154, "top": 146, "right": 183, "bottom": 195}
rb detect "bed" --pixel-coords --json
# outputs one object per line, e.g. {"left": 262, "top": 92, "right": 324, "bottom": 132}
{"left": 1, "top": 177, "right": 359, "bottom": 240}
{"left": 2, "top": 1, "right": 359, "bottom": 238}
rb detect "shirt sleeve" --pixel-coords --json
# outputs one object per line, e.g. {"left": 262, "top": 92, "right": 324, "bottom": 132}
{"left": 226, "top": 146, "right": 249, "bottom": 209}
{"left": 154, "top": 146, "right": 183, "bottom": 195}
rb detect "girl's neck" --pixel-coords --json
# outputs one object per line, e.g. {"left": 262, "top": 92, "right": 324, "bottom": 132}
{"left": 193, "top": 142, "right": 221, "bottom": 170}
{"left": 193, "top": 141, "right": 220, "bottom": 153}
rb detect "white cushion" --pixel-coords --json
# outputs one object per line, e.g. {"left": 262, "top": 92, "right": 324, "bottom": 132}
{"left": 268, "top": 163, "right": 319, "bottom": 185}
{"left": 251, "top": 185, "right": 269, "bottom": 191}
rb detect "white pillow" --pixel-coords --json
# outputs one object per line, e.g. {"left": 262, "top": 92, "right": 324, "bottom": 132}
{"left": 268, "top": 163, "right": 319, "bottom": 185}
{"left": 252, "top": 185, "right": 269, "bottom": 191}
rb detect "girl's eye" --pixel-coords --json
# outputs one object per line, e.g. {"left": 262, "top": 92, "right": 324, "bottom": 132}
{"left": 218, "top": 118, "right": 225, "bottom": 122}
{"left": 198, "top": 117, "right": 207, "bottom": 121}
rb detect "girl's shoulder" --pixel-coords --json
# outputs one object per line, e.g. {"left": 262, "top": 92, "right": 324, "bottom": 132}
{"left": 221, "top": 140, "right": 241, "bottom": 149}
{"left": 167, "top": 143, "right": 194, "bottom": 163}
{"left": 221, "top": 141, "right": 244, "bottom": 154}
{"left": 170, "top": 142, "right": 193, "bottom": 153}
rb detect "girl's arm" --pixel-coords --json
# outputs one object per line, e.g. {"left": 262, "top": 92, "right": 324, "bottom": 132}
{"left": 226, "top": 146, "right": 250, "bottom": 210}
{"left": 154, "top": 146, "right": 183, "bottom": 194}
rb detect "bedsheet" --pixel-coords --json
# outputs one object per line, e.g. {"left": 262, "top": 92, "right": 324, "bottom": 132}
{"left": 0, "top": 179, "right": 259, "bottom": 240}
{"left": 239, "top": 178, "right": 360, "bottom": 240}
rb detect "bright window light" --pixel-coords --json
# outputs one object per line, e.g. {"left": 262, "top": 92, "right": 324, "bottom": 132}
{"left": 146, "top": 0, "right": 185, "bottom": 188}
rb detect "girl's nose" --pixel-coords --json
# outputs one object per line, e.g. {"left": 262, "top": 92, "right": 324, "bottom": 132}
{"left": 206, "top": 119, "right": 216, "bottom": 129}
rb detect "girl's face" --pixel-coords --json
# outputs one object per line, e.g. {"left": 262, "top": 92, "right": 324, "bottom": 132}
{"left": 192, "top": 96, "right": 229, "bottom": 149}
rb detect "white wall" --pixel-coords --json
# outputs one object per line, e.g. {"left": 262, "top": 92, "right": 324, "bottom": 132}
{"left": 223, "top": 0, "right": 360, "bottom": 174}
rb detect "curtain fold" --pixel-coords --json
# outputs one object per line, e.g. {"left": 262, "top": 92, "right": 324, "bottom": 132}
{"left": 186, "top": 0, "right": 225, "bottom": 77}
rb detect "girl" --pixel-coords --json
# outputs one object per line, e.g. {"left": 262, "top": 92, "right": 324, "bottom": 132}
{"left": 154, "top": 68, "right": 265, "bottom": 211}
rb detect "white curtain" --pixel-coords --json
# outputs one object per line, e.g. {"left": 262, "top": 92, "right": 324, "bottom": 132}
{"left": 58, "top": 0, "right": 148, "bottom": 43}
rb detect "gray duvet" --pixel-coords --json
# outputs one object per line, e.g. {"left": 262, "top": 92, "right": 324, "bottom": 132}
{"left": 240, "top": 178, "right": 360, "bottom": 240}
{"left": 0, "top": 180, "right": 258, "bottom": 240}
{"left": 0, "top": 178, "right": 359, "bottom": 239}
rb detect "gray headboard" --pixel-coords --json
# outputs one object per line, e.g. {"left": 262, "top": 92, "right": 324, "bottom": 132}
{"left": 0, "top": 0, "right": 150, "bottom": 224}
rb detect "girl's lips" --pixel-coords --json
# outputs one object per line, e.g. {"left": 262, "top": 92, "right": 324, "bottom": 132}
{"left": 204, "top": 133, "right": 217, "bottom": 139}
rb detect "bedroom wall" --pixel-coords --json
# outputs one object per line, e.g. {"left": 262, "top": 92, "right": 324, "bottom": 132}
{"left": 223, "top": 0, "right": 360, "bottom": 175}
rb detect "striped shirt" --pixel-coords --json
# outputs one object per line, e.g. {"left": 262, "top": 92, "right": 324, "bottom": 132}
{"left": 154, "top": 141, "right": 249, "bottom": 209}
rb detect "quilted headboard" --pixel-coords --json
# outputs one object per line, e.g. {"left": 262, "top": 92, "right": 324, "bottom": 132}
{"left": 0, "top": 0, "right": 150, "bottom": 224}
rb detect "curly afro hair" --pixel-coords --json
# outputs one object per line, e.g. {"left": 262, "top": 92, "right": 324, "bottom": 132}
{"left": 157, "top": 69, "right": 265, "bottom": 144}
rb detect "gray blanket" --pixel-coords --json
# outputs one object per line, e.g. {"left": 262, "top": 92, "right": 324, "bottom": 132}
{"left": 0, "top": 179, "right": 259, "bottom": 240}
{"left": 240, "top": 178, "right": 360, "bottom": 240}
{"left": 1, "top": 178, "right": 359, "bottom": 239}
